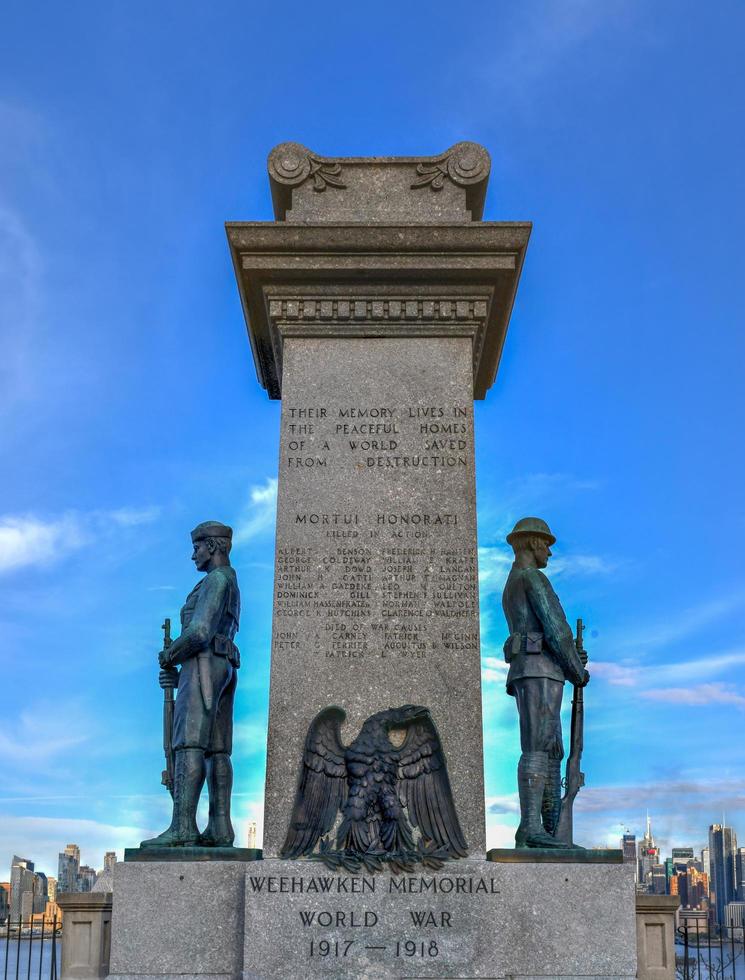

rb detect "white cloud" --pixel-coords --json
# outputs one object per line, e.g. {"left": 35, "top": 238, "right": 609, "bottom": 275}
{"left": 234, "top": 478, "right": 277, "bottom": 544}
{"left": 477, "top": 542, "right": 617, "bottom": 600}
{"left": 615, "top": 592, "right": 745, "bottom": 655}
{"left": 106, "top": 505, "right": 161, "bottom": 528}
{"left": 590, "top": 661, "right": 637, "bottom": 687}
{"left": 0, "top": 514, "right": 87, "bottom": 572}
{"left": 233, "top": 720, "right": 269, "bottom": 755}
{"left": 0, "top": 506, "right": 161, "bottom": 574}
{"left": 640, "top": 683, "right": 745, "bottom": 709}
{"left": 0, "top": 815, "right": 153, "bottom": 878}
{"left": 0, "top": 701, "right": 93, "bottom": 767}
{"left": 482, "top": 656, "right": 508, "bottom": 685}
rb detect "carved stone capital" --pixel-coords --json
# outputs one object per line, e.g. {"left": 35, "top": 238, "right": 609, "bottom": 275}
{"left": 267, "top": 142, "right": 491, "bottom": 223}
{"left": 411, "top": 141, "right": 491, "bottom": 192}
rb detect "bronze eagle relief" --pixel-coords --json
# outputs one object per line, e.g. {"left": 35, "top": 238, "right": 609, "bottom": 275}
{"left": 281, "top": 704, "right": 468, "bottom": 873}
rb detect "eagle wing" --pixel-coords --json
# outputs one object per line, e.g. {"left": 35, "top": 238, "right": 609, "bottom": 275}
{"left": 397, "top": 713, "right": 468, "bottom": 857}
{"left": 281, "top": 706, "right": 348, "bottom": 858}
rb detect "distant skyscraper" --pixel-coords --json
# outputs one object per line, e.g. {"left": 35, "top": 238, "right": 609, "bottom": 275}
{"left": 103, "top": 852, "right": 117, "bottom": 873}
{"left": 47, "top": 877, "right": 57, "bottom": 902}
{"left": 725, "top": 902, "right": 745, "bottom": 938}
{"left": 736, "top": 848, "right": 745, "bottom": 901}
{"left": 247, "top": 820, "right": 258, "bottom": 849}
{"left": 33, "top": 872, "right": 48, "bottom": 914}
{"left": 651, "top": 864, "right": 667, "bottom": 895}
{"left": 0, "top": 882, "right": 9, "bottom": 924}
{"left": 709, "top": 824, "right": 738, "bottom": 929}
{"left": 78, "top": 866, "right": 97, "bottom": 892}
{"left": 622, "top": 831, "right": 636, "bottom": 870}
{"left": 9, "top": 856, "right": 36, "bottom": 921}
{"left": 57, "top": 843, "right": 81, "bottom": 894}
{"left": 637, "top": 814, "right": 659, "bottom": 892}
{"left": 702, "top": 846, "right": 711, "bottom": 880}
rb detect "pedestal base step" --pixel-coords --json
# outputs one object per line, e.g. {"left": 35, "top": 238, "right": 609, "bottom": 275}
{"left": 124, "top": 846, "right": 262, "bottom": 862}
{"left": 105, "top": 855, "right": 638, "bottom": 979}
{"left": 487, "top": 847, "right": 623, "bottom": 863}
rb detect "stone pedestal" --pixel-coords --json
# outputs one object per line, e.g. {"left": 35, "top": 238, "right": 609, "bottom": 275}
{"left": 107, "top": 861, "right": 248, "bottom": 980}
{"left": 104, "top": 141, "right": 639, "bottom": 980}
{"left": 57, "top": 892, "right": 112, "bottom": 980}
{"left": 635, "top": 894, "right": 680, "bottom": 980}
{"left": 227, "top": 141, "right": 530, "bottom": 858}
{"left": 242, "top": 858, "right": 637, "bottom": 979}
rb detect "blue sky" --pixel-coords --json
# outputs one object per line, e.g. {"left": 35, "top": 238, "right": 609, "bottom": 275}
{"left": 1, "top": 0, "right": 744, "bottom": 877}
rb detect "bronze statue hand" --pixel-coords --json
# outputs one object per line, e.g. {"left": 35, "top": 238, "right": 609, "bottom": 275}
{"left": 159, "top": 667, "right": 178, "bottom": 689}
{"left": 158, "top": 648, "right": 172, "bottom": 668}
{"left": 579, "top": 648, "right": 588, "bottom": 667}
{"left": 580, "top": 669, "right": 590, "bottom": 687}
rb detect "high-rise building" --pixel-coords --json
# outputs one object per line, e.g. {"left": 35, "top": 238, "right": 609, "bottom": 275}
{"left": 622, "top": 831, "right": 636, "bottom": 871}
{"left": 47, "top": 877, "right": 57, "bottom": 903}
{"left": 677, "top": 867, "right": 710, "bottom": 910}
{"left": 103, "top": 852, "right": 117, "bottom": 873}
{"left": 709, "top": 824, "right": 738, "bottom": 929}
{"left": 637, "top": 814, "right": 659, "bottom": 892}
{"left": 736, "top": 848, "right": 745, "bottom": 901}
{"left": 33, "top": 872, "right": 49, "bottom": 914}
{"left": 0, "top": 882, "right": 9, "bottom": 924}
{"left": 651, "top": 864, "right": 667, "bottom": 895}
{"left": 247, "top": 821, "right": 258, "bottom": 850}
{"left": 702, "top": 846, "right": 711, "bottom": 880}
{"left": 673, "top": 847, "right": 695, "bottom": 862}
{"left": 725, "top": 902, "right": 745, "bottom": 938}
{"left": 78, "top": 866, "right": 97, "bottom": 892}
{"left": 58, "top": 844, "right": 81, "bottom": 894}
{"left": 9, "top": 856, "right": 36, "bottom": 921}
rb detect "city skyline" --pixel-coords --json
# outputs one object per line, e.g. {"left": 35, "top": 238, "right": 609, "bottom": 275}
{"left": 2, "top": 812, "right": 738, "bottom": 882}
{"left": 1, "top": 2, "right": 744, "bottom": 871}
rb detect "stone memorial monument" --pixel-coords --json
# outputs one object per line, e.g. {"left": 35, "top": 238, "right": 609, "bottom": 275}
{"left": 106, "top": 142, "right": 637, "bottom": 980}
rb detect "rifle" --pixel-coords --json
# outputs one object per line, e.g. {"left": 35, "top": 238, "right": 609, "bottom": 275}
{"left": 161, "top": 618, "right": 176, "bottom": 797}
{"left": 555, "top": 617, "right": 587, "bottom": 846}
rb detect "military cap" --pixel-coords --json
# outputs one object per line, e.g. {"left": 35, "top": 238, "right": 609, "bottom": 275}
{"left": 506, "top": 517, "right": 556, "bottom": 546}
{"left": 191, "top": 521, "right": 233, "bottom": 542}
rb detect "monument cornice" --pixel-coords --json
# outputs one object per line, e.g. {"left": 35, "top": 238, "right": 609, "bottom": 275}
{"left": 226, "top": 221, "right": 531, "bottom": 399}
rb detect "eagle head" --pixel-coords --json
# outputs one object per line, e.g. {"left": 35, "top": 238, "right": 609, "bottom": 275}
{"left": 381, "top": 704, "right": 430, "bottom": 729}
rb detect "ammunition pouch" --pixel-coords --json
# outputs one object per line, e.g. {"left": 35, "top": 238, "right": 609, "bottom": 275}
{"left": 504, "top": 632, "right": 544, "bottom": 663}
{"left": 213, "top": 634, "right": 240, "bottom": 669}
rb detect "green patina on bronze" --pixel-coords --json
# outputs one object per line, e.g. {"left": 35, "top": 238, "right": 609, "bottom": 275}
{"left": 501, "top": 517, "right": 590, "bottom": 849}
{"left": 139, "top": 522, "right": 242, "bottom": 851}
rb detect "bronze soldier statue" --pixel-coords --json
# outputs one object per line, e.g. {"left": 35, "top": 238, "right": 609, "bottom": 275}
{"left": 141, "top": 521, "right": 241, "bottom": 848}
{"left": 502, "top": 517, "right": 589, "bottom": 848}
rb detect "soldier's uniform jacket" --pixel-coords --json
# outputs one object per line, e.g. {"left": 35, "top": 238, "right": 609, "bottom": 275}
{"left": 172, "top": 565, "right": 241, "bottom": 751}
{"left": 502, "top": 564, "right": 585, "bottom": 696}
{"left": 180, "top": 565, "right": 240, "bottom": 656}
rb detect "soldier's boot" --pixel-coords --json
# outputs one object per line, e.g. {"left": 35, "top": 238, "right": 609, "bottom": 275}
{"left": 140, "top": 748, "right": 205, "bottom": 848}
{"left": 199, "top": 752, "right": 235, "bottom": 847}
{"left": 515, "top": 752, "right": 568, "bottom": 848}
{"left": 541, "top": 758, "right": 563, "bottom": 837}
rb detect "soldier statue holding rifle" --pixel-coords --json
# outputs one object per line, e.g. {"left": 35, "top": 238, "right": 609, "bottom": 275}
{"left": 501, "top": 517, "right": 589, "bottom": 849}
{"left": 141, "top": 521, "right": 241, "bottom": 849}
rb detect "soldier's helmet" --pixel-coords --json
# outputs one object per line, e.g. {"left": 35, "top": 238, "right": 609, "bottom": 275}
{"left": 506, "top": 517, "right": 556, "bottom": 546}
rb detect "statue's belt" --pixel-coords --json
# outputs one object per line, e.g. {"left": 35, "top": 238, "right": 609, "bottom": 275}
{"left": 212, "top": 633, "right": 240, "bottom": 667}
{"left": 504, "top": 632, "right": 544, "bottom": 662}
